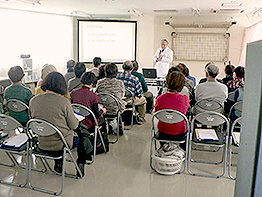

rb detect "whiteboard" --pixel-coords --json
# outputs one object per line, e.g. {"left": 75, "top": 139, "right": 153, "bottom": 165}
{"left": 172, "top": 32, "right": 229, "bottom": 62}
{"left": 78, "top": 20, "right": 137, "bottom": 63}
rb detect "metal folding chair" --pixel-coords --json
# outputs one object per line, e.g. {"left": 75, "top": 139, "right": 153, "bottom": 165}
{"left": 97, "top": 93, "right": 121, "bottom": 144}
{"left": 150, "top": 109, "right": 190, "bottom": 174}
{"left": 6, "top": 98, "right": 30, "bottom": 119}
{"left": 72, "top": 103, "right": 107, "bottom": 162}
{"left": 191, "top": 99, "right": 224, "bottom": 116}
{"left": 123, "top": 88, "right": 135, "bottom": 130}
{"left": 228, "top": 101, "right": 243, "bottom": 123}
{"left": 27, "top": 119, "right": 84, "bottom": 196}
{"left": 188, "top": 111, "right": 229, "bottom": 178}
{"left": 0, "top": 114, "right": 29, "bottom": 187}
{"left": 228, "top": 117, "right": 241, "bottom": 180}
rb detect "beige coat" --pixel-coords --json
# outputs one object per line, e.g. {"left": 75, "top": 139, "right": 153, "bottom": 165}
{"left": 29, "top": 93, "right": 79, "bottom": 151}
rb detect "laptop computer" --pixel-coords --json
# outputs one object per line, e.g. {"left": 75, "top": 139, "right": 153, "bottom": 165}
{"left": 142, "top": 68, "right": 157, "bottom": 79}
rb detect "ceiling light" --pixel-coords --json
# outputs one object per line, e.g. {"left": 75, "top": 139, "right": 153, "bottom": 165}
{"left": 221, "top": 1, "right": 242, "bottom": 7}
{"left": 251, "top": 7, "right": 262, "bottom": 16}
{"left": 128, "top": 8, "right": 144, "bottom": 17}
{"left": 71, "top": 10, "right": 91, "bottom": 18}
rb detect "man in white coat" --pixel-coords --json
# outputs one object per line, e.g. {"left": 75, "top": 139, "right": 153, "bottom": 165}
{"left": 153, "top": 39, "right": 173, "bottom": 78}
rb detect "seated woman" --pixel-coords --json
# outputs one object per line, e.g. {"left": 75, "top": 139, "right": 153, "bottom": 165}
{"left": 227, "top": 66, "right": 245, "bottom": 93}
{"left": 155, "top": 71, "right": 190, "bottom": 150}
{"left": 29, "top": 71, "right": 87, "bottom": 176}
{"left": 4, "top": 66, "right": 33, "bottom": 126}
{"left": 222, "top": 64, "right": 235, "bottom": 85}
{"left": 70, "top": 72, "right": 106, "bottom": 132}
{"left": 35, "top": 64, "right": 71, "bottom": 100}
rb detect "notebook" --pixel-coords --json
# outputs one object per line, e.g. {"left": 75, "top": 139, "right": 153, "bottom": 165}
{"left": 74, "top": 111, "right": 85, "bottom": 121}
{"left": 1, "top": 133, "right": 28, "bottom": 148}
{"left": 232, "top": 132, "right": 240, "bottom": 145}
{"left": 195, "top": 129, "right": 219, "bottom": 141}
{"left": 142, "top": 68, "right": 157, "bottom": 79}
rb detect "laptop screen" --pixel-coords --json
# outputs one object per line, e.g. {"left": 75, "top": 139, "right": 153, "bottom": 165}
{"left": 142, "top": 68, "right": 157, "bottom": 79}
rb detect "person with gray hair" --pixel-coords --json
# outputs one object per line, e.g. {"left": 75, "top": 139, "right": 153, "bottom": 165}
{"left": 195, "top": 62, "right": 228, "bottom": 108}
{"left": 64, "top": 59, "right": 76, "bottom": 83}
{"left": 153, "top": 39, "right": 173, "bottom": 78}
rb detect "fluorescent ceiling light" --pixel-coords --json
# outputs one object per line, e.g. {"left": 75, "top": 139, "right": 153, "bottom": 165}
{"left": 128, "top": 8, "right": 144, "bottom": 17}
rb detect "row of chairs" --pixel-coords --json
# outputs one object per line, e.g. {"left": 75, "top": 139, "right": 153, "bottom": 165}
{"left": 150, "top": 108, "right": 241, "bottom": 179}
{"left": 0, "top": 101, "right": 109, "bottom": 195}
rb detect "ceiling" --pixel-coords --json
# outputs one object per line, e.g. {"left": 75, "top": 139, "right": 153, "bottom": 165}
{"left": 0, "top": 0, "right": 261, "bottom": 19}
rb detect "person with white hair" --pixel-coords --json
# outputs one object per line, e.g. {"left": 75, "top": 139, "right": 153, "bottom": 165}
{"left": 195, "top": 63, "right": 228, "bottom": 106}
{"left": 153, "top": 39, "right": 173, "bottom": 78}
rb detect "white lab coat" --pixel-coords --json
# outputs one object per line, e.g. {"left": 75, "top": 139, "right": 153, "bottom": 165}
{"left": 153, "top": 47, "right": 173, "bottom": 78}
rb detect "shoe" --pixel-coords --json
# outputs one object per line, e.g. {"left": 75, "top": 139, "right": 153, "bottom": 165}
{"left": 76, "top": 163, "right": 85, "bottom": 177}
{"left": 54, "top": 163, "right": 62, "bottom": 173}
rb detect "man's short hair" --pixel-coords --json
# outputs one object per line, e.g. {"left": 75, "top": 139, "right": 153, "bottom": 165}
{"left": 105, "top": 63, "right": 118, "bottom": 78}
{"left": 206, "top": 63, "right": 219, "bottom": 78}
{"left": 81, "top": 72, "right": 97, "bottom": 85}
{"left": 122, "top": 60, "right": 133, "bottom": 71}
{"left": 41, "top": 71, "right": 67, "bottom": 95}
{"left": 93, "top": 57, "right": 102, "bottom": 68}
{"left": 161, "top": 39, "right": 169, "bottom": 44}
{"left": 74, "top": 62, "right": 86, "bottom": 78}
{"left": 131, "top": 60, "right": 139, "bottom": 71}
{"left": 67, "top": 59, "right": 75, "bottom": 69}
{"left": 8, "top": 66, "right": 25, "bottom": 83}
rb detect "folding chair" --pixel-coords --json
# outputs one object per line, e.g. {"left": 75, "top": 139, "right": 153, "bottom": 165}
{"left": 6, "top": 98, "right": 30, "bottom": 119}
{"left": 191, "top": 99, "right": 224, "bottom": 117}
{"left": 227, "top": 91, "right": 235, "bottom": 102}
{"left": 27, "top": 119, "right": 84, "bottom": 196}
{"left": 72, "top": 103, "right": 107, "bottom": 162}
{"left": 123, "top": 88, "right": 135, "bottom": 130}
{"left": 228, "top": 117, "right": 241, "bottom": 180}
{"left": 150, "top": 109, "right": 190, "bottom": 174}
{"left": 228, "top": 101, "right": 243, "bottom": 124}
{"left": 0, "top": 114, "right": 29, "bottom": 187}
{"left": 97, "top": 93, "right": 121, "bottom": 144}
{"left": 188, "top": 111, "right": 229, "bottom": 178}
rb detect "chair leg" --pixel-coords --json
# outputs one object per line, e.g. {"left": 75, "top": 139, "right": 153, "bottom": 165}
{"left": 0, "top": 152, "right": 16, "bottom": 167}
{"left": 228, "top": 137, "right": 236, "bottom": 180}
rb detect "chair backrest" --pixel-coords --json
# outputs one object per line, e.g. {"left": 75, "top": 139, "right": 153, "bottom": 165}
{"left": 6, "top": 99, "right": 29, "bottom": 113}
{"left": 71, "top": 103, "right": 98, "bottom": 126}
{"left": 125, "top": 87, "right": 134, "bottom": 99}
{"left": 0, "top": 114, "right": 23, "bottom": 131}
{"left": 193, "top": 99, "right": 223, "bottom": 114}
{"left": 152, "top": 109, "right": 190, "bottom": 134}
{"left": 230, "top": 117, "right": 242, "bottom": 134}
{"left": 27, "top": 118, "right": 69, "bottom": 149}
{"left": 97, "top": 93, "right": 120, "bottom": 111}
{"left": 228, "top": 91, "right": 235, "bottom": 102}
{"left": 192, "top": 111, "right": 229, "bottom": 134}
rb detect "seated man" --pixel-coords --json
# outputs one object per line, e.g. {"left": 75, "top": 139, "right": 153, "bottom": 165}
{"left": 117, "top": 60, "right": 147, "bottom": 123}
{"left": 4, "top": 66, "right": 33, "bottom": 126}
{"left": 64, "top": 59, "right": 75, "bottom": 84}
{"left": 68, "top": 62, "right": 86, "bottom": 92}
{"left": 89, "top": 57, "right": 101, "bottom": 77}
{"left": 195, "top": 63, "right": 228, "bottom": 113}
{"left": 131, "top": 60, "right": 154, "bottom": 113}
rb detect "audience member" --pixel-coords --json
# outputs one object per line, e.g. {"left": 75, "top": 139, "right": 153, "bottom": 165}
{"left": 68, "top": 62, "right": 86, "bottom": 92}
{"left": 35, "top": 64, "right": 57, "bottom": 95}
{"left": 227, "top": 66, "right": 245, "bottom": 93}
{"left": 199, "top": 62, "right": 223, "bottom": 84}
{"left": 155, "top": 71, "right": 190, "bottom": 150}
{"left": 29, "top": 72, "right": 87, "bottom": 176}
{"left": 64, "top": 59, "right": 76, "bottom": 83}
{"left": 35, "top": 64, "right": 71, "bottom": 100}
{"left": 71, "top": 72, "right": 106, "bottom": 129}
{"left": 131, "top": 60, "right": 154, "bottom": 113}
{"left": 222, "top": 64, "right": 235, "bottom": 85}
{"left": 96, "top": 63, "right": 126, "bottom": 115}
{"left": 177, "top": 63, "right": 196, "bottom": 86}
{"left": 89, "top": 57, "right": 102, "bottom": 77}
{"left": 117, "top": 60, "right": 147, "bottom": 123}
{"left": 97, "top": 64, "right": 106, "bottom": 80}
{"left": 158, "top": 66, "right": 190, "bottom": 97}
{"left": 231, "top": 86, "right": 244, "bottom": 120}
{"left": 195, "top": 63, "right": 228, "bottom": 111}
{"left": 4, "top": 66, "right": 33, "bottom": 126}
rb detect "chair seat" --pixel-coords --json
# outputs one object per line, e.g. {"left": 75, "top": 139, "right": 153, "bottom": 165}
{"left": 32, "top": 147, "right": 63, "bottom": 159}
{"left": 154, "top": 132, "right": 186, "bottom": 144}
{"left": 192, "top": 129, "right": 225, "bottom": 146}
